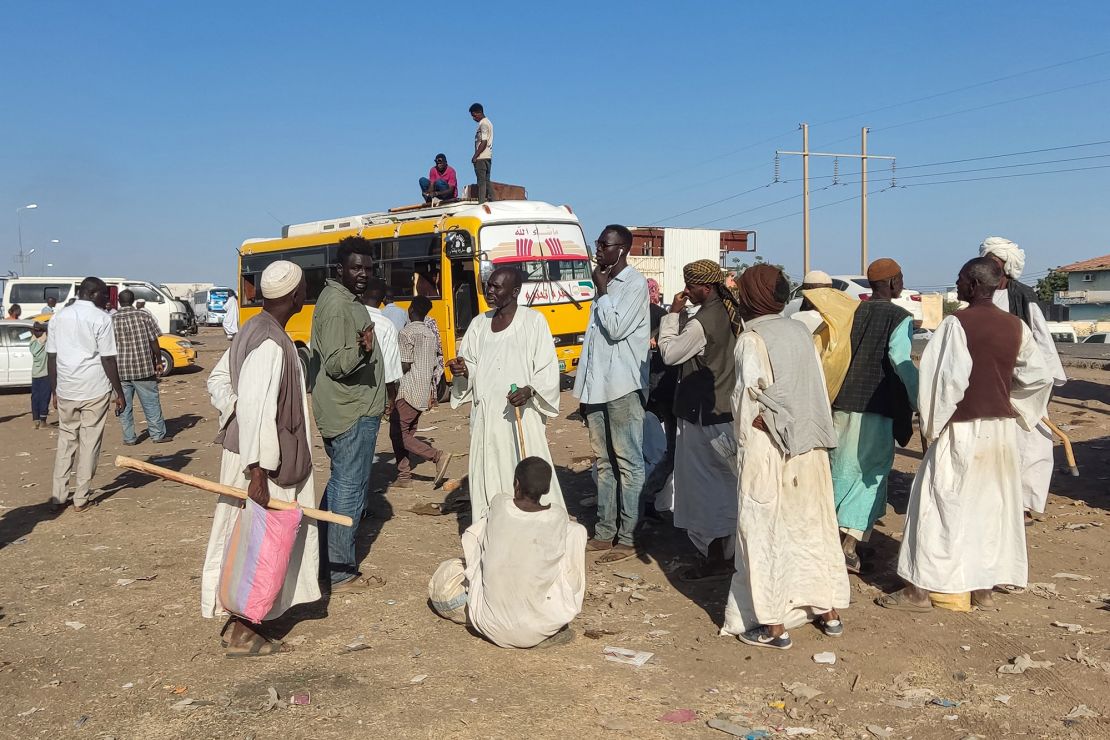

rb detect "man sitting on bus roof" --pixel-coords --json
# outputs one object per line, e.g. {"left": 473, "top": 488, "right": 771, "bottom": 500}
{"left": 419, "top": 153, "right": 458, "bottom": 205}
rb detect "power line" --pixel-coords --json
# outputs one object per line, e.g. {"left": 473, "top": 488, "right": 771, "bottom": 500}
{"left": 811, "top": 49, "right": 1110, "bottom": 129}
{"left": 787, "top": 139, "right": 1110, "bottom": 181}
{"left": 652, "top": 183, "right": 773, "bottom": 223}
{"left": 902, "top": 163, "right": 1110, "bottom": 187}
{"left": 693, "top": 184, "right": 834, "bottom": 228}
{"left": 784, "top": 152, "right": 1110, "bottom": 186}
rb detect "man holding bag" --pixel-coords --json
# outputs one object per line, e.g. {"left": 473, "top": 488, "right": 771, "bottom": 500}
{"left": 201, "top": 261, "right": 321, "bottom": 657}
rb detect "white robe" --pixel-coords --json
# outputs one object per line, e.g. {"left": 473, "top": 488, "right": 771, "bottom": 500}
{"left": 657, "top": 312, "right": 739, "bottom": 556}
{"left": 463, "top": 494, "right": 587, "bottom": 648}
{"left": 897, "top": 316, "right": 1052, "bottom": 593}
{"left": 451, "top": 308, "right": 565, "bottom": 521}
{"left": 200, "top": 342, "right": 321, "bottom": 620}
{"left": 721, "top": 331, "right": 849, "bottom": 634}
{"left": 991, "top": 290, "right": 1066, "bottom": 512}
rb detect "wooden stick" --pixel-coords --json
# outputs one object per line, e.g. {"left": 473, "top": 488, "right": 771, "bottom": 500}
{"left": 513, "top": 407, "right": 527, "bottom": 459}
{"left": 114, "top": 455, "right": 354, "bottom": 526}
{"left": 1041, "top": 417, "right": 1079, "bottom": 477}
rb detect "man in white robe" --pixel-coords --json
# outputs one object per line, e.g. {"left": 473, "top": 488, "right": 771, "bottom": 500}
{"left": 979, "top": 236, "right": 1067, "bottom": 515}
{"left": 721, "top": 264, "right": 849, "bottom": 650}
{"left": 447, "top": 266, "right": 564, "bottom": 521}
{"left": 201, "top": 262, "right": 321, "bottom": 656}
{"left": 879, "top": 258, "right": 1052, "bottom": 613}
{"left": 428, "top": 457, "right": 586, "bottom": 648}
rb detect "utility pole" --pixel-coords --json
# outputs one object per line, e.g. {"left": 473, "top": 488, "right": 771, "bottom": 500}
{"left": 802, "top": 123, "right": 810, "bottom": 275}
{"left": 778, "top": 127, "right": 894, "bottom": 276}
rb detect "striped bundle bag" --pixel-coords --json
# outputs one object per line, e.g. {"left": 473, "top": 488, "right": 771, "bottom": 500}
{"left": 218, "top": 498, "right": 304, "bottom": 623}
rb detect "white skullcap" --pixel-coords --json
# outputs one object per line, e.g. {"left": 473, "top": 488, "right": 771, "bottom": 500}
{"left": 979, "top": 236, "right": 1025, "bottom": 280}
{"left": 260, "top": 260, "right": 303, "bottom": 299}
{"left": 803, "top": 270, "right": 832, "bottom": 285}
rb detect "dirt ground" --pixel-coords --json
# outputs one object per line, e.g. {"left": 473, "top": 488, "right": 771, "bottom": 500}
{"left": 1, "top": 327, "right": 1109, "bottom": 740}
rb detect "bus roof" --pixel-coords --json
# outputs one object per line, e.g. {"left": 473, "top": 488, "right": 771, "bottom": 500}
{"left": 245, "top": 200, "right": 578, "bottom": 246}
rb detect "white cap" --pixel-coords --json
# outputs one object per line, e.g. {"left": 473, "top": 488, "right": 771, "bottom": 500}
{"left": 802, "top": 270, "right": 832, "bottom": 285}
{"left": 260, "top": 260, "right": 304, "bottom": 299}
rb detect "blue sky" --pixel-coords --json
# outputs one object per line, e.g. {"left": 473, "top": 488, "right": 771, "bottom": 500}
{"left": 2, "top": 2, "right": 1109, "bottom": 291}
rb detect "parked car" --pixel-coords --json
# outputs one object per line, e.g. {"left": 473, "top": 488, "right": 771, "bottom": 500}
{"left": 8, "top": 314, "right": 198, "bottom": 386}
{"left": 784, "top": 275, "right": 923, "bottom": 322}
{"left": 1082, "top": 332, "right": 1109, "bottom": 344}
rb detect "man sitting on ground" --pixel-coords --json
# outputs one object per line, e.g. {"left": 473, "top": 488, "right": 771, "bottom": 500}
{"left": 428, "top": 457, "right": 587, "bottom": 648}
{"left": 419, "top": 153, "right": 458, "bottom": 204}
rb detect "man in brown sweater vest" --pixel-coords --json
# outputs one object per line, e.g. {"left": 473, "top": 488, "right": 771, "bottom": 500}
{"left": 877, "top": 258, "right": 1052, "bottom": 613}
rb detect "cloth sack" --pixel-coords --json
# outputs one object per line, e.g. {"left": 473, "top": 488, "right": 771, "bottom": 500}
{"left": 218, "top": 498, "right": 303, "bottom": 624}
{"left": 803, "top": 287, "right": 859, "bottom": 402}
{"left": 428, "top": 558, "right": 468, "bottom": 624}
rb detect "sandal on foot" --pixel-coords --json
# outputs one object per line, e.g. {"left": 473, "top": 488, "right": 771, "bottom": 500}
{"left": 331, "top": 574, "right": 386, "bottom": 594}
{"left": 817, "top": 616, "right": 844, "bottom": 637}
{"left": 678, "top": 562, "right": 734, "bottom": 583}
{"left": 225, "top": 633, "right": 290, "bottom": 658}
{"left": 875, "top": 592, "right": 933, "bottom": 612}
{"left": 844, "top": 552, "right": 861, "bottom": 575}
{"left": 586, "top": 538, "right": 614, "bottom": 552}
{"left": 595, "top": 545, "right": 636, "bottom": 564}
{"left": 738, "top": 626, "right": 792, "bottom": 650}
{"left": 533, "top": 626, "right": 575, "bottom": 649}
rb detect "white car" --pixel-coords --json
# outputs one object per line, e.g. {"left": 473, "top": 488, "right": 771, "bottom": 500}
{"left": 784, "top": 275, "right": 923, "bottom": 322}
{"left": 1082, "top": 332, "right": 1109, "bottom": 344}
{"left": 0, "top": 320, "right": 36, "bottom": 387}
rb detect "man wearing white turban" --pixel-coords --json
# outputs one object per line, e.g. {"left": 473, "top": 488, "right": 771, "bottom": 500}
{"left": 201, "top": 261, "right": 322, "bottom": 656}
{"left": 979, "top": 237, "right": 1067, "bottom": 516}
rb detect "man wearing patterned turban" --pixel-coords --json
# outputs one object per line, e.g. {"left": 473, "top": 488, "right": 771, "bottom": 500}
{"left": 656, "top": 259, "right": 742, "bottom": 580}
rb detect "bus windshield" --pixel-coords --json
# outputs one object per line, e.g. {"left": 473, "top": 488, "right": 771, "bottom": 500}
{"left": 479, "top": 222, "right": 595, "bottom": 306}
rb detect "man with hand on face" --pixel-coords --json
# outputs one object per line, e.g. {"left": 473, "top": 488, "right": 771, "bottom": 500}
{"left": 657, "top": 260, "right": 744, "bottom": 581}
{"left": 447, "top": 266, "right": 564, "bottom": 522}
{"left": 574, "top": 225, "right": 650, "bottom": 564}
{"left": 203, "top": 261, "right": 320, "bottom": 657}
{"left": 311, "top": 236, "right": 387, "bottom": 593}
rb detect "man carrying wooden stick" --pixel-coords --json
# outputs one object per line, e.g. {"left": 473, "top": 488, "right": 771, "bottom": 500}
{"left": 201, "top": 261, "right": 321, "bottom": 657}
{"left": 447, "top": 266, "right": 565, "bottom": 522}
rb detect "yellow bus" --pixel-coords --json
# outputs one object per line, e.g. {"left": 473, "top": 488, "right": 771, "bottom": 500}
{"left": 236, "top": 200, "right": 595, "bottom": 395}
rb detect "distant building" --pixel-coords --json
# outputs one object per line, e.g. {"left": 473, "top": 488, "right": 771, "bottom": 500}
{"left": 1055, "top": 253, "right": 1110, "bottom": 321}
{"left": 626, "top": 228, "right": 755, "bottom": 299}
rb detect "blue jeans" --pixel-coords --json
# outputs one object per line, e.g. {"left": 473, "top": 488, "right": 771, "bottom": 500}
{"left": 419, "top": 177, "right": 453, "bottom": 201}
{"left": 120, "top": 378, "right": 167, "bottom": 442}
{"left": 584, "top": 391, "right": 646, "bottom": 546}
{"left": 320, "top": 415, "right": 381, "bottom": 585}
{"left": 31, "top": 376, "right": 51, "bottom": 421}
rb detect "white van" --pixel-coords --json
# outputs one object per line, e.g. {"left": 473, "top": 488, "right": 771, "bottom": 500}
{"left": 1045, "top": 321, "right": 1077, "bottom": 343}
{"left": 3, "top": 277, "right": 189, "bottom": 335}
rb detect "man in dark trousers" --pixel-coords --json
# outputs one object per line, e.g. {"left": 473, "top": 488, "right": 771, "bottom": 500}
{"left": 469, "top": 103, "right": 494, "bottom": 204}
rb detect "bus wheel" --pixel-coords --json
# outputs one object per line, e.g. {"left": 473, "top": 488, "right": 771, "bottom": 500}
{"left": 436, "top": 376, "right": 450, "bottom": 403}
{"left": 297, "top": 346, "right": 311, "bottom": 385}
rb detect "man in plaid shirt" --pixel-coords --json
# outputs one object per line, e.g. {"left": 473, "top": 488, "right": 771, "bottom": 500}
{"left": 112, "top": 290, "right": 169, "bottom": 444}
{"left": 390, "top": 297, "right": 452, "bottom": 488}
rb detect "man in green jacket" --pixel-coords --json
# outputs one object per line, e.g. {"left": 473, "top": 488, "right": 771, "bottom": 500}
{"left": 312, "top": 236, "right": 387, "bottom": 593}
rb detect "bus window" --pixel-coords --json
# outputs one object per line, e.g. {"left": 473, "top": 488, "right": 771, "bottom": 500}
{"left": 374, "top": 235, "right": 439, "bottom": 299}
{"left": 240, "top": 245, "right": 334, "bottom": 307}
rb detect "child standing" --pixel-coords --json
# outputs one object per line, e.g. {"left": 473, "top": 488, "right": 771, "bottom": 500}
{"left": 30, "top": 322, "right": 50, "bottom": 428}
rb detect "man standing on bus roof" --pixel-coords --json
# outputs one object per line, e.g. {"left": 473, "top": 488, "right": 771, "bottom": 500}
{"left": 574, "top": 225, "right": 651, "bottom": 564}
{"left": 470, "top": 103, "right": 494, "bottom": 204}
{"left": 420, "top": 153, "right": 458, "bottom": 205}
{"left": 311, "top": 236, "right": 388, "bottom": 593}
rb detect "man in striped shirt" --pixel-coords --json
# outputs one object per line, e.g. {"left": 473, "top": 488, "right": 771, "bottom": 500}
{"left": 390, "top": 297, "right": 452, "bottom": 488}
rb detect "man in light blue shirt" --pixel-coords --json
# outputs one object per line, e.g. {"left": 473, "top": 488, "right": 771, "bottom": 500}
{"left": 573, "top": 224, "right": 650, "bottom": 563}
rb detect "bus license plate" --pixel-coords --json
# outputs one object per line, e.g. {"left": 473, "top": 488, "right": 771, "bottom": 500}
{"left": 559, "top": 360, "right": 566, "bottom": 372}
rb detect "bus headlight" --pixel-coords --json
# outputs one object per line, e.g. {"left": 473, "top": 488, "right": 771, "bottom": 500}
{"left": 576, "top": 334, "right": 586, "bottom": 344}
{"left": 175, "top": 339, "right": 193, "bottom": 349}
